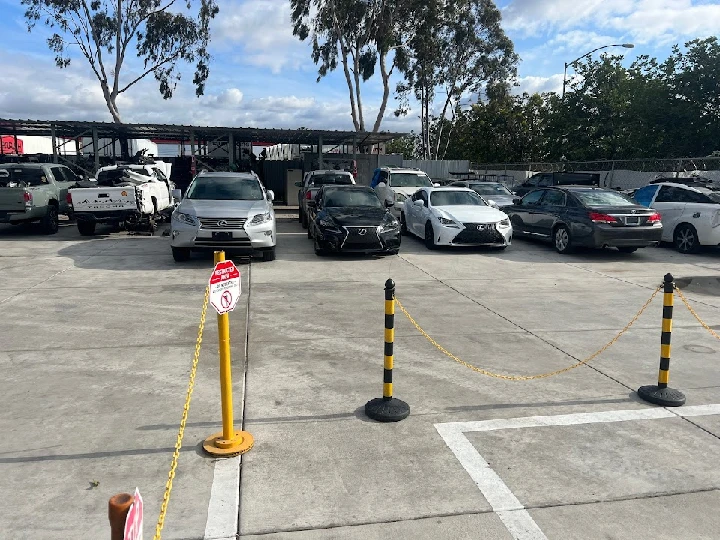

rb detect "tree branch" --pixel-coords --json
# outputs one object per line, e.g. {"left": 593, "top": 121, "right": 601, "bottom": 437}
{"left": 116, "top": 50, "right": 182, "bottom": 94}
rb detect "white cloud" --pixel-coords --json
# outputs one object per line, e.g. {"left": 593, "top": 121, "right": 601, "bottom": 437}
{"left": 0, "top": 52, "right": 415, "bottom": 133}
{"left": 514, "top": 74, "right": 565, "bottom": 95}
{"left": 503, "top": 0, "right": 720, "bottom": 46}
{"left": 213, "top": 0, "right": 311, "bottom": 73}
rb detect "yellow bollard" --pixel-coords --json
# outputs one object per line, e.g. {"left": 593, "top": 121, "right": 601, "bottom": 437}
{"left": 203, "top": 251, "right": 254, "bottom": 457}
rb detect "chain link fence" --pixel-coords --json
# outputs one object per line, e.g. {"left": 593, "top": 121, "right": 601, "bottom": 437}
{"left": 470, "top": 157, "right": 720, "bottom": 190}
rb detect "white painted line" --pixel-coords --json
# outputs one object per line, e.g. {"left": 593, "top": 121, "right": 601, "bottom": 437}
{"left": 435, "top": 404, "right": 720, "bottom": 540}
{"left": 203, "top": 456, "right": 240, "bottom": 540}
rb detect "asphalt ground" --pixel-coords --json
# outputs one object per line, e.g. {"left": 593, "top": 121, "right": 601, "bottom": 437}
{"left": 1, "top": 214, "right": 719, "bottom": 539}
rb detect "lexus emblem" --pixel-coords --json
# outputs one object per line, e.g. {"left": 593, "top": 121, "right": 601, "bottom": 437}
{"left": 358, "top": 228, "right": 367, "bottom": 236}
{"left": 477, "top": 224, "right": 486, "bottom": 231}
{"left": 217, "top": 220, "right": 228, "bottom": 227}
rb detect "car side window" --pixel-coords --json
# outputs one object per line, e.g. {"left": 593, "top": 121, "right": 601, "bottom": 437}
{"left": 521, "top": 190, "right": 545, "bottom": 206}
{"left": 527, "top": 175, "right": 541, "bottom": 187}
{"left": 655, "top": 186, "right": 681, "bottom": 202}
{"left": 49, "top": 166, "right": 69, "bottom": 184}
{"left": 540, "top": 190, "right": 565, "bottom": 206}
{"left": 681, "top": 189, "right": 714, "bottom": 204}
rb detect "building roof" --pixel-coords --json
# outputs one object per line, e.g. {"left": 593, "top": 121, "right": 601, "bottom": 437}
{"left": 0, "top": 119, "right": 405, "bottom": 146}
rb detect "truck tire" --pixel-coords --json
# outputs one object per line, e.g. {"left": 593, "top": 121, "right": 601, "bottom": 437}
{"left": 77, "top": 220, "right": 96, "bottom": 236}
{"left": 42, "top": 205, "right": 59, "bottom": 235}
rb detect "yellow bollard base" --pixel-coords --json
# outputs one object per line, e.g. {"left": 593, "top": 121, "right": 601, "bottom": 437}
{"left": 202, "top": 430, "right": 254, "bottom": 457}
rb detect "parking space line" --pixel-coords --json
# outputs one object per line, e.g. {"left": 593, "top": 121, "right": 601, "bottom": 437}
{"left": 204, "top": 456, "right": 241, "bottom": 540}
{"left": 435, "top": 404, "right": 720, "bottom": 540}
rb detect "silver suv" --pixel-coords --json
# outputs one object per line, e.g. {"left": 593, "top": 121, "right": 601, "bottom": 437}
{"left": 170, "top": 171, "right": 277, "bottom": 262}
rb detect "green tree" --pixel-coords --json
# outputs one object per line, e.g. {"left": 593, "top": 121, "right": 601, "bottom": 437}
{"left": 291, "top": 0, "right": 403, "bottom": 132}
{"left": 23, "top": 0, "right": 219, "bottom": 124}
{"left": 385, "top": 133, "right": 419, "bottom": 159}
{"left": 394, "top": 0, "right": 517, "bottom": 159}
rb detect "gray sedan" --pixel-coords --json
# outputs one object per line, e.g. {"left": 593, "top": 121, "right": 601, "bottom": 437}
{"left": 449, "top": 181, "right": 516, "bottom": 208}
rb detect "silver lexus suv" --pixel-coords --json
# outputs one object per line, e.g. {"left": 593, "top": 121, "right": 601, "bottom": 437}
{"left": 170, "top": 171, "right": 276, "bottom": 262}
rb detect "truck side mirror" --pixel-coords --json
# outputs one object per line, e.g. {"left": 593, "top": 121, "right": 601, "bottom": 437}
{"left": 172, "top": 189, "right": 182, "bottom": 200}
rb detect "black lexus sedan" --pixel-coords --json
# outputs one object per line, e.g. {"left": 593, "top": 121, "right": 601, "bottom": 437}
{"left": 504, "top": 186, "right": 663, "bottom": 254}
{"left": 308, "top": 185, "right": 401, "bottom": 256}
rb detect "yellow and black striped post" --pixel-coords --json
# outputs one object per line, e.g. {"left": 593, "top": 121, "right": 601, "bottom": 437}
{"left": 638, "top": 273, "right": 686, "bottom": 407}
{"left": 365, "top": 279, "right": 410, "bottom": 422}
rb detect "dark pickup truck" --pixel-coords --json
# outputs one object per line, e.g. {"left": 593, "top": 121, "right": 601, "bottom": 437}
{"left": 514, "top": 172, "right": 600, "bottom": 197}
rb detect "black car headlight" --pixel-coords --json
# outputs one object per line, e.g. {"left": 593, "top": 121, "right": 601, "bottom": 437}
{"left": 379, "top": 216, "right": 400, "bottom": 233}
{"left": 318, "top": 217, "right": 340, "bottom": 231}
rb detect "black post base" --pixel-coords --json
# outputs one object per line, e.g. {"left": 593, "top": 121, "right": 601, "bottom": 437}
{"left": 365, "top": 397, "right": 410, "bottom": 422}
{"left": 637, "top": 385, "right": 686, "bottom": 407}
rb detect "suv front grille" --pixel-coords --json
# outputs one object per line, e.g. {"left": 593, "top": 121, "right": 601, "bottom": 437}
{"left": 199, "top": 217, "right": 247, "bottom": 230}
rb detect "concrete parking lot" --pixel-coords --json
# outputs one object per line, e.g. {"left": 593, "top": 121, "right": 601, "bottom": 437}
{"left": 1, "top": 216, "right": 720, "bottom": 539}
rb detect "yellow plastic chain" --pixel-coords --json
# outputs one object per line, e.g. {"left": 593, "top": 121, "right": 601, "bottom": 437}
{"left": 153, "top": 286, "right": 210, "bottom": 540}
{"left": 394, "top": 286, "right": 661, "bottom": 381}
{"left": 676, "top": 287, "right": 720, "bottom": 341}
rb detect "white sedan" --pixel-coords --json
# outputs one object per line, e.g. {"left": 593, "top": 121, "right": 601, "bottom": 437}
{"left": 402, "top": 187, "right": 512, "bottom": 249}
{"left": 633, "top": 182, "right": 720, "bottom": 253}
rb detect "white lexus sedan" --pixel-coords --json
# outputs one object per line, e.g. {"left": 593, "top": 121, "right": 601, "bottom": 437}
{"left": 402, "top": 187, "right": 512, "bottom": 249}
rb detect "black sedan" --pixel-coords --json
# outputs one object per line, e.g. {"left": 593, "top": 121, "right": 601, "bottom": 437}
{"left": 308, "top": 186, "right": 401, "bottom": 256}
{"left": 504, "top": 186, "right": 663, "bottom": 254}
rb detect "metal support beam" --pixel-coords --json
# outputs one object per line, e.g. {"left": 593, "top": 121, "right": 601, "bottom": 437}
{"left": 229, "top": 132, "right": 235, "bottom": 167}
{"left": 353, "top": 135, "right": 357, "bottom": 161}
{"left": 190, "top": 130, "right": 195, "bottom": 159}
{"left": 92, "top": 127, "right": 99, "bottom": 172}
{"left": 13, "top": 125, "right": 18, "bottom": 155}
{"left": 51, "top": 123, "right": 58, "bottom": 163}
{"left": 318, "top": 135, "right": 324, "bottom": 169}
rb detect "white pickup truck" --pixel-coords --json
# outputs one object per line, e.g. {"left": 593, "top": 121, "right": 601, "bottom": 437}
{"left": 68, "top": 162, "right": 176, "bottom": 235}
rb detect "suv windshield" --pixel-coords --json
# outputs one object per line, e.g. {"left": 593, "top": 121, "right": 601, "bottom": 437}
{"left": 391, "top": 172, "right": 433, "bottom": 188}
{"left": 431, "top": 190, "right": 486, "bottom": 206}
{"left": 575, "top": 190, "right": 636, "bottom": 207}
{"left": 310, "top": 173, "right": 353, "bottom": 186}
{"left": 0, "top": 167, "right": 47, "bottom": 187}
{"left": 469, "top": 183, "right": 512, "bottom": 196}
{"left": 186, "top": 177, "right": 264, "bottom": 200}
{"left": 324, "top": 189, "right": 382, "bottom": 208}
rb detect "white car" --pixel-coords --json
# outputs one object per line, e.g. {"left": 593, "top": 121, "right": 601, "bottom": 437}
{"left": 633, "top": 182, "right": 720, "bottom": 253}
{"left": 371, "top": 167, "right": 438, "bottom": 215}
{"left": 170, "top": 171, "right": 276, "bottom": 262}
{"left": 402, "top": 187, "right": 512, "bottom": 249}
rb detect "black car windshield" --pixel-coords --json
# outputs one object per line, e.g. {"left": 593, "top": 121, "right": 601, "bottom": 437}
{"left": 575, "top": 190, "right": 636, "bottom": 207}
{"left": 324, "top": 189, "right": 382, "bottom": 208}
{"left": 391, "top": 173, "right": 433, "bottom": 188}
{"left": 469, "top": 183, "right": 512, "bottom": 196}
{"left": 310, "top": 173, "right": 353, "bottom": 186}
{"left": 431, "top": 190, "right": 486, "bottom": 206}
{"left": 186, "top": 177, "right": 264, "bottom": 200}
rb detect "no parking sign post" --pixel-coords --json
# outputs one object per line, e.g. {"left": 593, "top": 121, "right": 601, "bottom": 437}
{"left": 203, "top": 251, "right": 254, "bottom": 457}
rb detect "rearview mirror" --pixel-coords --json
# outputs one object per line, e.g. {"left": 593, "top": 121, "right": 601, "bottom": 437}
{"left": 294, "top": 181, "right": 303, "bottom": 187}
{"left": 433, "top": 183, "right": 441, "bottom": 188}
{"left": 172, "top": 189, "right": 182, "bottom": 200}
{"left": 414, "top": 199, "right": 425, "bottom": 207}
{"left": 385, "top": 199, "right": 394, "bottom": 208}
{"left": 513, "top": 198, "right": 521, "bottom": 205}
{"left": 487, "top": 199, "right": 499, "bottom": 208}
{"left": 267, "top": 190, "right": 275, "bottom": 202}
{"left": 306, "top": 200, "right": 317, "bottom": 208}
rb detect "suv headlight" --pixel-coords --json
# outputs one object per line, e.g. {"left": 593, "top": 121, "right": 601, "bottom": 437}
{"left": 438, "top": 216, "right": 460, "bottom": 228}
{"left": 498, "top": 218, "right": 511, "bottom": 228}
{"left": 249, "top": 211, "right": 272, "bottom": 225}
{"left": 173, "top": 211, "right": 198, "bottom": 226}
{"left": 318, "top": 217, "right": 339, "bottom": 231}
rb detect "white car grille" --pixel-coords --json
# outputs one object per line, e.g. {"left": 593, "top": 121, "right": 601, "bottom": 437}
{"left": 198, "top": 217, "right": 247, "bottom": 229}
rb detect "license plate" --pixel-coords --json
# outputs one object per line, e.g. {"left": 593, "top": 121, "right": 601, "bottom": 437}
{"left": 625, "top": 216, "right": 639, "bottom": 225}
{"left": 212, "top": 231, "right": 233, "bottom": 240}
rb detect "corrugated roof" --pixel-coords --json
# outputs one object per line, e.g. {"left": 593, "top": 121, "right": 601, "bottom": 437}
{"left": 0, "top": 119, "right": 404, "bottom": 146}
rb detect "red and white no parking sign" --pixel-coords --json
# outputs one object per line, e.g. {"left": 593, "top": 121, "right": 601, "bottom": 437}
{"left": 209, "top": 260, "right": 241, "bottom": 314}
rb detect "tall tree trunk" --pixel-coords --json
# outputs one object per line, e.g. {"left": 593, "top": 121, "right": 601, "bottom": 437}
{"left": 352, "top": 47, "right": 365, "bottom": 131}
{"left": 101, "top": 80, "right": 129, "bottom": 158}
{"left": 340, "top": 47, "right": 360, "bottom": 131}
{"left": 372, "top": 50, "right": 391, "bottom": 133}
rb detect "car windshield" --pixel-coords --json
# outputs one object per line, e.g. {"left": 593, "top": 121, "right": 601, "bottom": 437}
{"left": 469, "top": 183, "right": 512, "bottom": 196}
{"left": 310, "top": 173, "right": 353, "bottom": 186}
{"left": 186, "top": 177, "right": 264, "bottom": 200}
{"left": 431, "top": 190, "right": 486, "bottom": 206}
{"left": 391, "top": 172, "right": 433, "bottom": 188}
{"left": 324, "top": 189, "right": 382, "bottom": 208}
{"left": 575, "top": 190, "right": 636, "bottom": 207}
{"left": 0, "top": 167, "right": 47, "bottom": 186}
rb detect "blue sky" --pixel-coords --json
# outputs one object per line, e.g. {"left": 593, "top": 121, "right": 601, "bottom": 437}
{"left": 0, "top": 0, "right": 719, "bottom": 133}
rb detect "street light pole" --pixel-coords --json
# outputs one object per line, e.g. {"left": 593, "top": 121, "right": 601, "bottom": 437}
{"left": 562, "top": 43, "right": 634, "bottom": 99}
